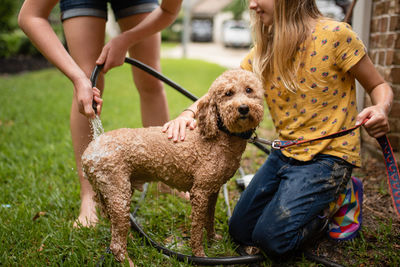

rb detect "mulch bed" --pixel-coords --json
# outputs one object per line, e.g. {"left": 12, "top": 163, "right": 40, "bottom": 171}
{"left": 0, "top": 55, "right": 53, "bottom": 75}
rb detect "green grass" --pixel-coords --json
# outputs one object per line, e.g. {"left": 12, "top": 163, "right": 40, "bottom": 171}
{"left": 0, "top": 59, "right": 274, "bottom": 266}
{"left": 3, "top": 58, "right": 397, "bottom": 266}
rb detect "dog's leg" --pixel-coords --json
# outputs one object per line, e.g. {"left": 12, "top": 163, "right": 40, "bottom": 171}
{"left": 205, "top": 191, "right": 222, "bottom": 241}
{"left": 189, "top": 186, "right": 209, "bottom": 257}
{"left": 98, "top": 177, "right": 132, "bottom": 262}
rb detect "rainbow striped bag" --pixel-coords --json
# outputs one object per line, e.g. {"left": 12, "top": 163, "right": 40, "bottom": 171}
{"left": 327, "top": 176, "right": 363, "bottom": 240}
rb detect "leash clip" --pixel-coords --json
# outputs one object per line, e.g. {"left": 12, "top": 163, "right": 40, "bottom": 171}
{"left": 248, "top": 135, "right": 282, "bottom": 149}
{"left": 271, "top": 140, "right": 281, "bottom": 149}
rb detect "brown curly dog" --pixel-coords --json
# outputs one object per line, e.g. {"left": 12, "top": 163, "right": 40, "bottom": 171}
{"left": 81, "top": 69, "right": 264, "bottom": 261}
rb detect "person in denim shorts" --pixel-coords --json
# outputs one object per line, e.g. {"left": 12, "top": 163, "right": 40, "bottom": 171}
{"left": 19, "top": 0, "right": 183, "bottom": 228}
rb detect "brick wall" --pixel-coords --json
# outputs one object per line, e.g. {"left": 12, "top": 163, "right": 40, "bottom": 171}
{"left": 362, "top": 0, "right": 400, "bottom": 162}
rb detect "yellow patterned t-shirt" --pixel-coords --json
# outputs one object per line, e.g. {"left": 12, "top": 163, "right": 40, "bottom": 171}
{"left": 241, "top": 19, "right": 366, "bottom": 166}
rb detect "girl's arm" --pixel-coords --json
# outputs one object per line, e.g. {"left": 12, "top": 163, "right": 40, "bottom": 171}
{"left": 18, "top": 0, "right": 100, "bottom": 117}
{"left": 96, "top": 0, "right": 183, "bottom": 72}
{"left": 350, "top": 55, "right": 394, "bottom": 138}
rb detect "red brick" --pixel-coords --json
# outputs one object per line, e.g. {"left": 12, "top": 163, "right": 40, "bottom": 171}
{"left": 384, "top": 1, "right": 392, "bottom": 14}
{"left": 387, "top": 134, "right": 400, "bottom": 152}
{"left": 389, "top": 15, "right": 400, "bottom": 31}
{"left": 389, "top": 100, "right": 400, "bottom": 118}
{"left": 386, "top": 50, "right": 394, "bottom": 65}
{"left": 379, "top": 33, "right": 395, "bottom": 48}
{"left": 396, "top": 35, "right": 400, "bottom": 49}
{"left": 370, "top": 18, "right": 379, "bottom": 33}
{"left": 390, "top": 67, "right": 400, "bottom": 83}
{"left": 387, "top": 33, "right": 396, "bottom": 48}
{"left": 384, "top": 67, "right": 393, "bottom": 81}
{"left": 392, "top": 84, "right": 400, "bottom": 99}
{"left": 368, "top": 50, "right": 376, "bottom": 62}
{"left": 368, "top": 35, "right": 378, "bottom": 49}
{"left": 380, "top": 17, "right": 389, "bottom": 32}
{"left": 394, "top": 50, "right": 400, "bottom": 64}
{"left": 374, "top": 1, "right": 386, "bottom": 16}
{"left": 393, "top": 1, "right": 400, "bottom": 14}
{"left": 389, "top": 117, "right": 400, "bottom": 132}
{"left": 391, "top": 0, "right": 400, "bottom": 14}
{"left": 379, "top": 51, "right": 386, "bottom": 65}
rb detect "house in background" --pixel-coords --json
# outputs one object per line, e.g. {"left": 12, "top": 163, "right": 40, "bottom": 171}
{"left": 189, "top": 0, "right": 348, "bottom": 44}
{"left": 190, "top": 0, "right": 234, "bottom": 43}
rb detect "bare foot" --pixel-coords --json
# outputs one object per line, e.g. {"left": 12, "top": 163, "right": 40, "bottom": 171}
{"left": 127, "top": 257, "right": 135, "bottom": 267}
{"left": 212, "top": 233, "right": 223, "bottom": 241}
{"left": 157, "top": 182, "right": 190, "bottom": 201}
{"left": 73, "top": 196, "right": 98, "bottom": 228}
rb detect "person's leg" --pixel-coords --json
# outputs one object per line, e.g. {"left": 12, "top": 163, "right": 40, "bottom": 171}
{"left": 117, "top": 14, "right": 169, "bottom": 127}
{"left": 251, "top": 154, "right": 352, "bottom": 256}
{"left": 63, "top": 16, "right": 106, "bottom": 227}
{"left": 229, "top": 150, "right": 285, "bottom": 246}
{"left": 117, "top": 11, "right": 189, "bottom": 200}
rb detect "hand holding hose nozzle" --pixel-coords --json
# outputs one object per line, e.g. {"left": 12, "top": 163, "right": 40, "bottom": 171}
{"left": 90, "top": 64, "right": 104, "bottom": 115}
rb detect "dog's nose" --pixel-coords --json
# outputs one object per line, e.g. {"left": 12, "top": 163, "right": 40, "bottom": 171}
{"left": 238, "top": 104, "right": 249, "bottom": 115}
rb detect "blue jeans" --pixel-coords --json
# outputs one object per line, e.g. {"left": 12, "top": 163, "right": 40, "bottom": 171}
{"left": 229, "top": 149, "right": 352, "bottom": 256}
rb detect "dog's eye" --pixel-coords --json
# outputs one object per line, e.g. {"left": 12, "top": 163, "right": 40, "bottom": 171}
{"left": 246, "top": 87, "right": 253, "bottom": 93}
{"left": 225, "top": 91, "right": 234, "bottom": 97}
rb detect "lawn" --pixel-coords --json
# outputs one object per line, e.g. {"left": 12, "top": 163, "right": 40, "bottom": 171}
{"left": 0, "top": 58, "right": 399, "bottom": 266}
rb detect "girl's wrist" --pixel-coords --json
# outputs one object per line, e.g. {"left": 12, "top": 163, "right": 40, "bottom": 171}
{"left": 182, "top": 108, "right": 196, "bottom": 118}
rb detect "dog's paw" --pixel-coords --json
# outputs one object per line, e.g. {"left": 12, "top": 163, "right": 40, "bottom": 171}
{"left": 212, "top": 233, "right": 223, "bottom": 241}
{"left": 193, "top": 250, "right": 206, "bottom": 258}
{"left": 207, "top": 232, "right": 222, "bottom": 242}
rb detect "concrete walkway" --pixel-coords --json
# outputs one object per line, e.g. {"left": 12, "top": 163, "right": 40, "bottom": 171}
{"left": 161, "top": 42, "right": 250, "bottom": 69}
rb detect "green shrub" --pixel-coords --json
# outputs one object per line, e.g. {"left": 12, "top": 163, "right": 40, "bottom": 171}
{"left": 0, "top": 1, "right": 64, "bottom": 59}
{"left": 223, "top": 0, "right": 247, "bottom": 20}
{"left": 0, "top": 30, "right": 40, "bottom": 58}
{"left": 161, "top": 17, "right": 183, "bottom": 42}
{"left": 0, "top": 0, "right": 18, "bottom": 32}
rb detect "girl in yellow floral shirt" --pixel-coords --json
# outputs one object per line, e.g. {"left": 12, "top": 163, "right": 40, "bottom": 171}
{"left": 163, "top": 0, "right": 393, "bottom": 257}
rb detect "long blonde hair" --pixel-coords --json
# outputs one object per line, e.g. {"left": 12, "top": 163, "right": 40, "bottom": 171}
{"left": 250, "top": 0, "right": 322, "bottom": 92}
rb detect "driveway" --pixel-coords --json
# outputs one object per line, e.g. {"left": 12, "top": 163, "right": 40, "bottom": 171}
{"left": 161, "top": 42, "right": 251, "bottom": 69}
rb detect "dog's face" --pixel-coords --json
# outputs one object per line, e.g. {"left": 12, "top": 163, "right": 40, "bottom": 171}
{"left": 197, "top": 69, "right": 264, "bottom": 138}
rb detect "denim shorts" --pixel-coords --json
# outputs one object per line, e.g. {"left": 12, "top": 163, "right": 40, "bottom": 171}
{"left": 60, "top": 0, "right": 159, "bottom": 21}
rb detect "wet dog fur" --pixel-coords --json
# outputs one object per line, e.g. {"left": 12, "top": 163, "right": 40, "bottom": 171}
{"left": 81, "top": 69, "right": 264, "bottom": 261}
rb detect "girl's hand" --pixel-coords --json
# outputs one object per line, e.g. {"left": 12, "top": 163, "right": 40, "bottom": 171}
{"left": 96, "top": 35, "right": 130, "bottom": 73}
{"left": 73, "top": 77, "right": 97, "bottom": 118}
{"left": 356, "top": 104, "right": 390, "bottom": 138}
{"left": 350, "top": 56, "right": 393, "bottom": 138}
{"left": 162, "top": 110, "right": 197, "bottom": 142}
{"left": 92, "top": 87, "right": 103, "bottom": 116}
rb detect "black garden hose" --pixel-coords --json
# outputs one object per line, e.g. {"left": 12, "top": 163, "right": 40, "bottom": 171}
{"left": 130, "top": 214, "right": 265, "bottom": 266}
{"left": 90, "top": 64, "right": 104, "bottom": 114}
{"left": 91, "top": 57, "right": 343, "bottom": 267}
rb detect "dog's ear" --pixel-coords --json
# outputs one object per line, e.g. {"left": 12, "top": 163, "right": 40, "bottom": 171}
{"left": 197, "top": 92, "right": 219, "bottom": 139}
